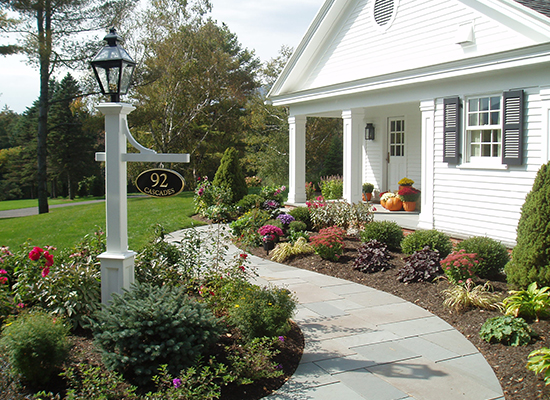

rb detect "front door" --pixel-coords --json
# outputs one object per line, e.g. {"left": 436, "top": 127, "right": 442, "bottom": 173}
{"left": 387, "top": 117, "right": 407, "bottom": 191}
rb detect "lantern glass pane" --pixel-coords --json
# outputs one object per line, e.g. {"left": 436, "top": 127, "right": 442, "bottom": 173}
{"left": 120, "top": 63, "right": 135, "bottom": 94}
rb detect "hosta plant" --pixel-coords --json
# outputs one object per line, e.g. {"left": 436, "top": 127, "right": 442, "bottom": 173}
{"left": 353, "top": 240, "right": 393, "bottom": 273}
{"left": 503, "top": 282, "right": 550, "bottom": 322}
{"left": 443, "top": 280, "right": 503, "bottom": 312}
{"left": 479, "top": 315, "right": 535, "bottom": 346}
{"left": 527, "top": 347, "right": 550, "bottom": 386}
{"left": 397, "top": 246, "right": 442, "bottom": 283}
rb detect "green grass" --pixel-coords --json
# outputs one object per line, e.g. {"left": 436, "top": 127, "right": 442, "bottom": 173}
{"left": 0, "top": 196, "right": 106, "bottom": 211}
{"left": 0, "top": 192, "right": 203, "bottom": 251}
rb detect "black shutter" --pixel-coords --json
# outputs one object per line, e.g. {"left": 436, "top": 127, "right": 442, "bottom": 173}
{"left": 443, "top": 97, "right": 461, "bottom": 164}
{"left": 502, "top": 90, "right": 524, "bottom": 166}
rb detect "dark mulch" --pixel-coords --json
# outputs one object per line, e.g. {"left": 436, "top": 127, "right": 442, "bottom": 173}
{"left": 247, "top": 235, "right": 550, "bottom": 400}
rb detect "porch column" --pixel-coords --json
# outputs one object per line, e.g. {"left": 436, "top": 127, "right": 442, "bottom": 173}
{"left": 342, "top": 109, "right": 364, "bottom": 203}
{"left": 288, "top": 115, "right": 307, "bottom": 204}
{"left": 418, "top": 100, "right": 435, "bottom": 230}
{"left": 540, "top": 86, "right": 550, "bottom": 163}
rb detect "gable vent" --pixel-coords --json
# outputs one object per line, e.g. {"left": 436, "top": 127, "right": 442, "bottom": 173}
{"left": 372, "top": 0, "right": 398, "bottom": 31}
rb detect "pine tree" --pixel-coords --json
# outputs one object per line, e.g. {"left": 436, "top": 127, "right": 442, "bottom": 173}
{"left": 213, "top": 147, "right": 247, "bottom": 203}
{"left": 505, "top": 162, "right": 550, "bottom": 288}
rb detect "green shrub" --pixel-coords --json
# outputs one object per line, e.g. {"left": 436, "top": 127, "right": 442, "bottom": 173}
{"left": 0, "top": 311, "right": 70, "bottom": 386}
{"left": 527, "top": 347, "right": 550, "bottom": 386}
{"left": 288, "top": 220, "right": 307, "bottom": 233}
{"left": 236, "top": 194, "right": 265, "bottom": 213}
{"left": 440, "top": 250, "right": 479, "bottom": 284}
{"left": 479, "top": 315, "right": 535, "bottom": 346}
{"left": 455, "top": 236, "right": 509, "bottom": 279}
{"left": 397, "top": 246, "right": 442, "bottom": 283}
{"left": 229, "top": 209, "right": 271, "bottom": 247}
{"left": 91, "top": 282, "right": 222, "bottom": 386}
{"left": 194, "top": 178, "right": 233, "bottom": 218}
{"left": 228, "top": 285, "right": 297, "bottom": 339}
{"left": 289, "top": 206, "right": 312, "bottom": 230}
{"left": 213, "top": 147, "right": 248, "bottom": 203}
{"left": 360, "top": 220, "right": 404, "bottom": 252}
{"left": 506, "top": 162, "right": 550, "bottom": 289}
{"left": 401, "top": 230, "right": 453, "bottom": 258}
{"left": 261, "top": 184, "right": 287, "bottom": 205}
{"left": 319, "top": 175, "right": 343, "bottom": 199}
{"left": 503, "top": 282, "right": 550, "bottom": 322}
{"left": 353, "top": 240, "right": 393, "bottom": 273}
{"left": 62, "top": 364, "right": 138, "bottom": 399}
{"left": 310, "top": 226, "right": 346, "bottom": 261}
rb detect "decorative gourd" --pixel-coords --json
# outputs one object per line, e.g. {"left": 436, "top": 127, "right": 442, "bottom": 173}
{"left": 385, "top": 197, "right": 403, "bottom": 211}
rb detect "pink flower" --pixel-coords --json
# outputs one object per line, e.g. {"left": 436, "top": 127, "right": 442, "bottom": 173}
{"left": 17, "top": 303, "right": 25, "bottom": 308}
{"left": 0, "top": 277, "right": 7, "bottom": 284}
{"left": 29, "top": 247, "right": 44, "bottom": 261}
{"left": 41, "top": 267, "right": 50, "bottom": 277}
{"left": 0, "top": 269, "right": 6, "bottom": 274}
{"left": 43, "top": 251, "right": 54, "bottom": 267}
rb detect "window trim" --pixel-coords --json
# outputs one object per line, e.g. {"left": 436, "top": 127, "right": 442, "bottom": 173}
{"left": 464, "top": 93, "right": 503, "bottom": 164}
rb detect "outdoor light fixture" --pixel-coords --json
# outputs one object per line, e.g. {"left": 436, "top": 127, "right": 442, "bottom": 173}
{"left": 365, "top": 123, "right": 375, "bottom": 140}
{"left": 91, "top": 28, "right": 136, "bottom": 102}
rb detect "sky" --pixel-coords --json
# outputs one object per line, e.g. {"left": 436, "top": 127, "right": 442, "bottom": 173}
{"left": 0, "top": 0, "right": 323, "bottom": 114}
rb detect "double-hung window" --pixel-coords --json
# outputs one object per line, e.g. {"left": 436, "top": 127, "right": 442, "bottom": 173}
{"left": 443, "top": 90, "right": 524, "bottom": 166}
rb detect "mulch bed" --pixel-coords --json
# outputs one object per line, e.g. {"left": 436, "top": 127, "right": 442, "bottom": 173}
{"left": 246, "top": 235, "right": 550, "bottom": 400}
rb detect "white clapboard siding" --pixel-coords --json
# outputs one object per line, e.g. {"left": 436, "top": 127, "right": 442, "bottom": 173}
{"left": 302, "top": 0, "right": 540, "bottom": 92}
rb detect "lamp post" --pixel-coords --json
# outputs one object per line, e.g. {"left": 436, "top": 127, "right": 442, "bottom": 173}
{"left": 91, "top": 28, "right": 189, "bottom": 304}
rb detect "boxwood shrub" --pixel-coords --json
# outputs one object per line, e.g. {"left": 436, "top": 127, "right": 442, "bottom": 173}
{"left": 401, "top": 229, "right": 453, "bottom": 258}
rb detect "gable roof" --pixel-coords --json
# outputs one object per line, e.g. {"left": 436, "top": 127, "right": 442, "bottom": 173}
{"left": 269, "top": 0, "right": 550, "bottom": 105}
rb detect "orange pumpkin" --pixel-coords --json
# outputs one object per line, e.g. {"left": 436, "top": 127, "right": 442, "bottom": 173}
{"left": 385, "top": 197, "right": 403, "bottom": 211}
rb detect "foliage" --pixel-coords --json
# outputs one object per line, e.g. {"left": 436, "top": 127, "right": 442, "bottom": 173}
{"left": 227, "top": 284, "right": 297, "bottom": 339}
{"left": 194, "top": 177, "right": 234, "bottom": 221}
{"left": 362, "top": 182, "right": 374, "bottom": 193}
{"left": 440, "top": 250, "right": 479, "bottom": 284}
{"left": 479, "top": 315, "right": 535, "bottom": 346}
{"left": 319, "top": 135, "right": 343, "bottom": 178}
{"left": 230, "top": 209, "right": 271, "bottom": 247}
{"left": 397, "top": 246, "right": 442, "bottom": 283}
{"left": 502, "top": 282, "right": 550, "bottom": 322}
{"left": 305, "top": 182, "right": 317, "bottom": 200}
{"left": 397, "top": 186, "right": 420, "bottom": 202}
{"left": 90, "top": 282, "right": 222, "bottom": 386}
{"left": 310, "top": 226, "right": 346, "bottom": 261}
{"left": 236, "top": 194, "right": 265, "bottom": 213}
{"left": 213, "top": 147, "right": 248, "bottom": 203}
{"left": 289, "top": 206, "right": 312, "bottom": 231}
{"left": 353, "top": 240, "right": 393, "bottom": 273}
{"left": 310, "top": 200, "right": 373, "bottom": 230}
{"left": 0, "top": 268, "right": 11, "bottom": 321}
{"left": 271, "top": 237, "right": 314, "bottom": 263}
{"left": 245, "top": 176, "right": 262, "bottom": 187}
{"left": 527, "top": 347, "right": 550, "bottom": 386}
{"left": 225, "top": 336, "right": 284, "bottom": 385}
{"left": 505, "top": 162, "right": 550, "bottom": 289}
{"left": 360, "top": 220, "right": 404, "bottom": 252}
{"left": 276, "top": 213, "right": 295, "bottom": 226}
{"left": 62, "top": 363, "right": 138, "bottom": 399}
{"left": 456, "top": 236, "right": 509, "bottom": 280}
{"left": 400, "top": 229, "right": 453, "bottom": 258}
{"left": 319, "top": 175, "right": 343, "bottom": 200}
{"left": 261, "top": 184, "right": 287, "bottom": 206}
{"left": 443, "top": 280, "right": 503, "bottom": 312}
{"left": 398, "top": 177, "right": 415, "bottom": 185}
{"left": 288, "top": 220, "right": 307, "bottom": 233}
{"left": 0, "top": 311, "right": 70, "bottom": 386}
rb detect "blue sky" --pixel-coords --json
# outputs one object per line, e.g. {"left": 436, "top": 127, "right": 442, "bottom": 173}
{"left": 0, "top": 0, "right": 322, "bottom": 114}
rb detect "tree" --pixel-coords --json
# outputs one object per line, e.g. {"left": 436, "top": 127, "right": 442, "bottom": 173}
{"left": 0, "top": 0, "right": 136, "bottom": 212}
{"left": 213, "top": 146, "right": 247, "bottom": 203}
{"left": 319, "top": 133, "right": 343, "bottom": 178}
{"left": 0, "top": 106, "right": 19, "bottom": 149}
{"left": 505, "top": 162, "right": 550, "bottom": 288}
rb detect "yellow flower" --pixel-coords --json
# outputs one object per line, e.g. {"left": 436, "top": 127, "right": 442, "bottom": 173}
{"left": 234, "top": 304, "right": 240, "bottom": 308}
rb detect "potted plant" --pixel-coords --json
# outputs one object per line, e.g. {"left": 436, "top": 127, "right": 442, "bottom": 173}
{"left": 362, "top": 182, "right": 374, "bottom": 201}
{"left": 398, "top": 177, "right": 414, "bottom": 189}
{"left": 398, "top": 186, "right": 420, "bottom": 212}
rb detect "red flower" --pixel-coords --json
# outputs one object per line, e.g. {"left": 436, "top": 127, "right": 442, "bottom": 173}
{"left": 239, "top": 253, "right": 248, "bottom": 259}
{"left": 29, "top": 247, "right": 44, "bottom": 261}
{"left": 41, "top": 267, "right": 50, "bottom": 277}
{"left": 43, "top": 251, "right": 54, "bottom": 267}
{"left": 0, "top": 277, "right": 7, "bottom": 284}
{"left": 239, "top": 266, "right": 245, "bottom": 272}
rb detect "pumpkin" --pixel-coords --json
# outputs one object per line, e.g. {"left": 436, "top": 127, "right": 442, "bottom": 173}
{"left": 385, "top": 197, "right": 403, "bottom": 211}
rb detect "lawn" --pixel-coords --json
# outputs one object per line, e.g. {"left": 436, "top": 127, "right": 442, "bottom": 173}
{"left": 0, "top": 192, "right": 204, "bottom": 251}
{"left": 0, "top": 196, "right": 106, "bottom": 211}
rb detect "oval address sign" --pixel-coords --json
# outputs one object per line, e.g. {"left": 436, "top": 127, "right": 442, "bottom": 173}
{"left": 136, "top": 169, "right": 185, "bottom": 198}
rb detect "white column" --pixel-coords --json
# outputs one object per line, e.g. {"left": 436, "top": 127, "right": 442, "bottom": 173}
{"left": 417, "top": 100, "right": 435, "bottom": 230}
{"left": 342, "top": 109, "right": 364, "bottom": 203}
{"left": 96, "top": 103, "right": 136, "bottom": 304}
{"left": 288, "top": 115, "right": 307, "bottom": 204}
{"left": 540, "top": 86, "right": 550, "bottom": 163}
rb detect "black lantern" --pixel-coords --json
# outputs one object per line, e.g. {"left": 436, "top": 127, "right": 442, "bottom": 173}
{"left": 365, "top": 123, "right": 375, "bottom": 141}
{"left": 91, "top": 28, "right": 136, "bottom": 102}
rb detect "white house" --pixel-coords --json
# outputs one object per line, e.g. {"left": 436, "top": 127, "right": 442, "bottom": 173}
{"left": 267, "top": 0, "right": 550, "bottom": 247}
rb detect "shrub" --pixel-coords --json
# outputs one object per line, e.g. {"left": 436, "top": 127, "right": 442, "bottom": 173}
{"left": 310, "top": 226, "right": 346, "bottom": 261}
{"left": 194, "top": 177, "right": 233, "bottom": 218}
{"left": 245, "top": 176, "right": 262, "bottom": 188}
{"left": 456, "top": 236, "right": 509, "bottom": 279}
{"left": 310, "top": 201, "right": 373, "bottom": 230}
{"left": 305, "top": 182, "right": 316, "bottom": 200}
{"left": 261, "top": 184, "right": 286, "bottom": 205}
{"left": 479, "top": 315, "right": 535, "bottom": 346}
{"left": 229, "top": 209, "right": 271, "bottom": 247}
{"left": 353, "top": 240, "right": 393, "bottom": 273}
{"left": 319, "top": 175, "right": 343, "bottom": 199}
{"left": 360, "top": 220, "right": 404, "bottom": 251}
{"left": 91, "top": 282, "right": 222, "bottom": 386}
{"left": 228, "top": 285, "right": 297, "bottom": 339}
{"left": 401, "top": 229, "right": 453, "bottom": 258}
{"left": 289, "top": 206, "right": 312, "bottom": 230}
{"left": 288, "top": 220, "right": 307, "bottom": 233}
{"left": 213, "top": 147, "right": 248, "bottom": 203}
{"left": 271, "top": 237, "right": 314, "bottom": 263}
{"left": 62, "top": 363, "right": 138, "bottom": 399}
{"left": 397, "top": 246, "right": 442, "bottom": 283}
{"left": 527, "top": 347, "right": 550, "bottom": 386}
{"left": 0, "top": 311, "right": 70, "bottom": 386}
{"left": 440, "top": 250, "right": 479, "bottom": 284}
{"left": 276, "top": 213, "right": 295, "bottom": 226}
{"left": 236, "top": 194, "right": 265, "bottom": 213}
{"left": 443, "top": 280, "right": 503, "bottom": 312}
{"left": 506, "top": 162, "right": 550, "bottom": 289}
{"left": 503, "top": 282, "right": 550, "bottom": 322}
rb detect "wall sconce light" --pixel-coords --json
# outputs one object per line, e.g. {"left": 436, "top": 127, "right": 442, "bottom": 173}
{"left": 365, "top": 123, "right": 375, "bottom": 141}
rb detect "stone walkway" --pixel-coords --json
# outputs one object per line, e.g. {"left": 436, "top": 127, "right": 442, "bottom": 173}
{"left": 168, "top": 224, "right": 504, "bottom": 400}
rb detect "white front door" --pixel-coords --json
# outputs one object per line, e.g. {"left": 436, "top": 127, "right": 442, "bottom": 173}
{"left": 387, "top": 117, "right": 407, "bottom": 191}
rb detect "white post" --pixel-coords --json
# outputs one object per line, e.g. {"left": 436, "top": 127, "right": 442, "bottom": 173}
{"left": 288, "top": 115, "right": 307, "bottom": 204}
{"left": 418, "top": 99, "right": 435, "bottom": 230}
{"left": 97, "top": 103, "right": 136, "bottom": 304}
{"left": 342, "top": 109, "right": 364, "bottom": 203}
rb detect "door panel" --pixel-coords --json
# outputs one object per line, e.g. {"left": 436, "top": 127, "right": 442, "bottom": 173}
{"left": 387, "top": 118, "right": 407, "bottom": 191}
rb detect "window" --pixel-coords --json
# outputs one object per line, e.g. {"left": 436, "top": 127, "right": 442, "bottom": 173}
{"left": 466, "top": 96, "right": 502, "bottom": 160}
{"left": 443, "top": 90, "right": 524, "bottom": 166}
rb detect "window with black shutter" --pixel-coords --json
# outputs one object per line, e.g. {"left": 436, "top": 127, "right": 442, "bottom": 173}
{"left": 443, "top": 97, "right": 461, "bottom": 164}
{"left": 502, "top": 90, "right": 524, "bottom": 165}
